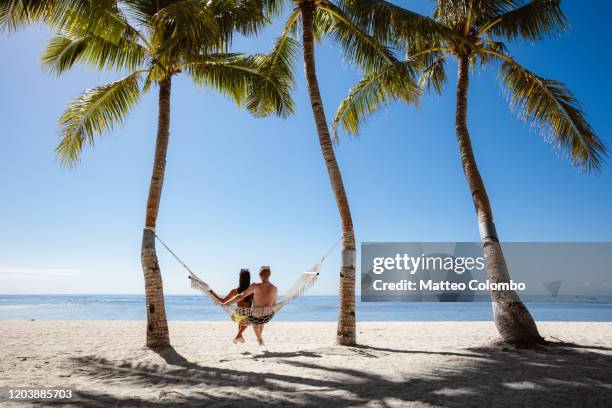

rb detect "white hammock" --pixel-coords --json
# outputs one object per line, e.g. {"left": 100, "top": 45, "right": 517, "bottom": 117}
{"left": 149, "top": 228, "right": 340, "bottom": 325}
{"left": 189, "top": 262, "right": 322, "bottom": 325}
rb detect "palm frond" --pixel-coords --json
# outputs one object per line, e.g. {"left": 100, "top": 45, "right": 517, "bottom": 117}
{"left": 435, "top": 0, "right": 521, "bottom": 29}
{"left": 343, "top": 0, "right": 461, "bottom": 50}
{"left": 142, "top": 64, "right": 166, "bottom": 93}
{"left": 259, "top": 0, "right": 287, "bottom": 18}
{"left": 203, "top": 7, "right": 299, "bottom": 117}
{"left": 333, "top": 60, "right": 420, "bottom": 139}
{"left": 60, "top": 1, "right": 140, "bottom": 44}
{"left": 149, "top": 0, "right": 222, "bottom": 58}
{"left": 208, "top": 0, "right": 270, "bottom": 38}
{"left": 475, "top": 40, "right": 508, "bottom": 66}
{"left": 1, "top": 0, "right": 142, "bottom": 46}
{"left": 56, "top": 71, "right": 143, "bottom": 165}
{"left": 482, "top": 0, "right": 568, "bottom": 40}
{"left": 495, "top": 54, "right": 606, "bottom": 171}
{"left": 248, "top": 40, "right": 296, "bottom": 117}
{"left": 0, "top": 0, "right": 53, "bottom": 30}
{"left": 121, "top": 0, "right": 161, "bottom": 24}
{"left": 246, "top": 25, "right": 299, "bottom": 117}
{"left": 185, "top": 52, "right": 294, "bottom": 117}
{"left": 419, "top": 52, "right": 448, "bottom": 94}
{"left": 40, "top": 33, "right": 87, "bottom": 74}
{"left": 276, "top": 6, "right": 300, "bottom": 42}
{"left": 0, "top": 0, "right": 89, "bottom": 31}
{"left": 40, "top": 31, "right": 146, "bottom": 74}
{"left": 320, "top": 2, "right": 396, "bottom": 72}
{"left": 312, "top": 5, "right": 332, "bottom": 42}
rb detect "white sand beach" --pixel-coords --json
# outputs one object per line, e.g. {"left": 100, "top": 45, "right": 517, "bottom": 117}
{"left": 1, "top": 321, "right": 611, "bottom": 407}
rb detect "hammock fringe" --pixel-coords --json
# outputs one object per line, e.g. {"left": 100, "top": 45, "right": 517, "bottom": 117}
{"left": 189, "top": 272, "right": 235, "bottom": 316}
{"left": 271, "top": 262, "right": 321, "bottom": 311}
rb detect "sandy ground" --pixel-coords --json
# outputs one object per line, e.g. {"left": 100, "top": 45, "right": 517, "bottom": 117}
{"left": 0, "top": 321, "right": 611, "bottom": 407}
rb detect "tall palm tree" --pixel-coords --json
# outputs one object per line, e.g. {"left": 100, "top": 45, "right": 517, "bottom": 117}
{"left": 262, "top": 0, "right": 416, "bottom": 345}
{"left": 2, "top": 0, "right": 293, "bottom": 348}
{"left": 335, "top": 0, "right": 606, "bottom": 346}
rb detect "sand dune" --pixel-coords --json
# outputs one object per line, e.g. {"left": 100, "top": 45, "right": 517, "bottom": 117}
{"left": 1, "top": 321, "right": 611, "bottom": 407}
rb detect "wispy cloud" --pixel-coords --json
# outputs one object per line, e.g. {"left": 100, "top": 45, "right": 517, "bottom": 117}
{"left": 0, "top": 266, "right": 81, "bottom": 278}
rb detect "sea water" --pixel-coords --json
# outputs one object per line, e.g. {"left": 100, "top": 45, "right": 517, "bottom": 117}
{"left": 0, "top": 295, "right": 611, "bottom": 321}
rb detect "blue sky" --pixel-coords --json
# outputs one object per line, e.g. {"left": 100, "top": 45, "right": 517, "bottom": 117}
{"left": 0, "top": 1, "right": 610, "bottom": 295}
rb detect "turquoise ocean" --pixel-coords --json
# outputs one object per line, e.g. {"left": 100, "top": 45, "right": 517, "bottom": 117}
{"left": 1, "top": 295, "right": 611, "bottom": 321}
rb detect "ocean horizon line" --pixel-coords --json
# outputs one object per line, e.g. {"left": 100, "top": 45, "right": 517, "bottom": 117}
{"left": 2, "top": 294, "right": 611, "bottom": 322}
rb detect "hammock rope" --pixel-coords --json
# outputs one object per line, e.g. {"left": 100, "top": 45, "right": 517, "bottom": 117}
{"left": 148, "top": 227, "right": 342, "bottom": 325}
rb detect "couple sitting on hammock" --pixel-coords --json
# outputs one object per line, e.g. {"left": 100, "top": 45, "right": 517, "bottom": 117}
{"left": 209, "top": 266, "right": 277, "bottom": 345}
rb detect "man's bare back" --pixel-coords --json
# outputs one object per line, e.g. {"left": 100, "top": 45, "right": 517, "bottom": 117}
{"left": 249, "top": 281, "right": 277, "bottom": 308}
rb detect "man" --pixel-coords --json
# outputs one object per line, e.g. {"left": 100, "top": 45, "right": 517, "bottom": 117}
{"left": 224, "top": 265, "right": 277, "bottom": 345}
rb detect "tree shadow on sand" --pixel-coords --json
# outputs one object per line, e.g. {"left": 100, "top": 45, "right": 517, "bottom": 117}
{"left": 44, "top": 342, "right": 612, "bottom": 407}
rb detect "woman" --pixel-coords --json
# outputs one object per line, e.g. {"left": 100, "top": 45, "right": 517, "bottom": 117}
{"left": 209, "top": 269, "right": 253, "bottom": 344}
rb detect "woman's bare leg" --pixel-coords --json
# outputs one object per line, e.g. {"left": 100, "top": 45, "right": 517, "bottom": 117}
{"left": 233, "top": 324, "right": 247, "bottom": 344}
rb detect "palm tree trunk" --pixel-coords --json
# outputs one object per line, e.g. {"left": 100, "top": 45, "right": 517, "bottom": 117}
{"left": 301, "top": 1, "right": 357, "bottom": 346}
{"left": 455, "top": 55, "right": 543, "bottom": 346}
{"left": 141, "top": 77, "right": 172, "bottom": 348}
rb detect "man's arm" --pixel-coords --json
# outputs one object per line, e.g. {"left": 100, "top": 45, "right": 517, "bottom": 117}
{"left": 223, "top": 284, "right": 256, "bottom": 305}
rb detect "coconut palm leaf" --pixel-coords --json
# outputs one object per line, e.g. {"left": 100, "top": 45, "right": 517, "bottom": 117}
{"left": 121, "top": 0, "right": 164, "bottom": 23}
{"left": 209, "top": 0, "right": 269, "bottom": 38}
{"left": 1, "top": 0, "right": 140, "bottom": 45}
{"left": 0, "top": 0, "right": 88, "bottom": 31}
{"left": 149, "top": 0, "right": 221, "bottom": 51}
{"left": 419, "top": 52, "right": 448, "bottom": 94}
{"left": 475, "top": 40, "right": 508, "bottom": 65}
{"left": 276, "top": 5, "right": 301, "bottom": 40}
{"left": 246, "top": 52, "right": 295, "bottom": 117}
{"left": 185, "top": 52, "right": 294, "bottom": 117}
{"left": 259, "top": 0, "right": 288, "bottom": 18}
{"left": 481, "top": 0, "right": 568, "bottom": 40}
{"left": 247, "top": 7, "right": 299, "bottom": 117}
{"left": 57, "top": 71, "right": 143, "bottom": 165}
{"left": 495, "top": 54, "right": 606, "bottom": 171}
{"left": 263, "top": 29, "right": 298, "bottom": 76}
{"left": 41, "top": 31, "right": 147, "bottom": 74}
{"left": 4, "top": 0, "right": 300, "bottom": 164}
{"left": 126, "top": 0, "right": 266, "bottom": 39}
{"left": 333, "top": 60, "right": 420, "bottom": 138}
{"left": 434, "top": 0, "right": 521, "bottom": 28}
{"left": 251, "top": 31, "right": 298, "bottom": 116}
{"left": 343, "top": 0, "right": 461, "bottom": 49}
{"left": 0, "top": 0, "right": 50, "bottom": 30}
{"left": 319, "top": 2, "right": 396, "bottom": 71}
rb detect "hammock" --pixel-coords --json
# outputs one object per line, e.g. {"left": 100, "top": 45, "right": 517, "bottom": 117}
{"left": 150, "top": 228, "right": 341, "bottom": 326}
{"left": 188, "top": 263, "right": 321, "bottom": 326}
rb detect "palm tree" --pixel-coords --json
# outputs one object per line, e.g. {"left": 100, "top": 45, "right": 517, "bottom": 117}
{"left": 2, "top": 0, "right": 293, "bottom": 348}
{"left": 261, "top": 0, "right": 416, "bottom": 345}
{"left": 335, "top": 0, "right": 606, "bottom": 346}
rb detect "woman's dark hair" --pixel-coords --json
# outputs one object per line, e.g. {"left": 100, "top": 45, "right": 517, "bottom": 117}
{"left": 237, "top": 269, "right": 253, "bottom": 304}
{"left": 238, "top": 269, "right": 251, "bottom": 295}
